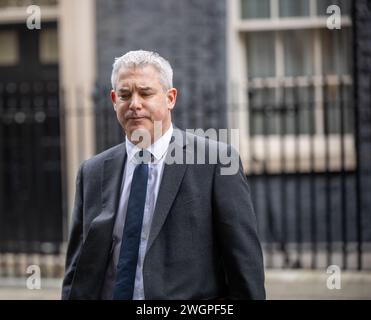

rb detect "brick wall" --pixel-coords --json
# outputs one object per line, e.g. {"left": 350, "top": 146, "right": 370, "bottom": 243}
{"left": 95, "top": 0, "right": 227, "bottom": 130}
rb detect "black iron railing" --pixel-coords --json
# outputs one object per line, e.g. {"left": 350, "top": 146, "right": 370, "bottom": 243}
{"left": 0, "top": 77, "right": 369, "bottom": 277}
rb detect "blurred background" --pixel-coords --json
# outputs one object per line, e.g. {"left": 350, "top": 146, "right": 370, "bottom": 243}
{"left": 0, "top": 0, "right": 370, "bottom": 299}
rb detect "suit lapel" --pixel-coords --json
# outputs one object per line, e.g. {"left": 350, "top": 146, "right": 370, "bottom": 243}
{"left": 71, "top": 143, "right": 126, "bottom": 299}
{"left": 146, "top": 129, "right": 189, "bottom": 254}
{"left": 102, "top": 148, "right": 127, "bottom": 214}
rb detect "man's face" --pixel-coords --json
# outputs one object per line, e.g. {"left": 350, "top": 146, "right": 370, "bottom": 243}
{"left": 110, "top": 65, "right": 177, "bottom": 145}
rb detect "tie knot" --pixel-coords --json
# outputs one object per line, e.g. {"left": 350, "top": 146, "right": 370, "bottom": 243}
{"left": 135, "top": 149, "right": 154, "bottom": 164}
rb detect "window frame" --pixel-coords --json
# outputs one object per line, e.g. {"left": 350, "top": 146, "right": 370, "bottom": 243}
{"left": 227, "top": 0, "right": 354, "bottom": 174}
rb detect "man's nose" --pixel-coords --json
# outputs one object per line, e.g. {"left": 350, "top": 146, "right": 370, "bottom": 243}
{"left": 129, "top": 93, "right": 142, "bottom": 110}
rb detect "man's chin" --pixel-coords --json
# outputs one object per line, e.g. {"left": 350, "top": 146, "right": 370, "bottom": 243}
{"left": 127, "top": 126, "right": 153, "bottom": 146}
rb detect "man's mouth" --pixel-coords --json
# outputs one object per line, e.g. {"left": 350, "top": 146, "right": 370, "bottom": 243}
{"left": 128, "top": 116, "right": 146, "bottom": 120}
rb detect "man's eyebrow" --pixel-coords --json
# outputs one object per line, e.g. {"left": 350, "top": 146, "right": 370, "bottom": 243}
{"left": 117, "top": 88, "right": 130, "bottom": 93}
{"left": 138, "top": 86, "right": 154, "bottom": 91}
{"left": 117, "top": 86, "right": 155, "bottom": 93}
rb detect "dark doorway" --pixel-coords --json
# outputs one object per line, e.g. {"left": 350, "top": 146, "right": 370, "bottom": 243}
{"left": 0, "top": 22, "right": 63, "bottom": 254}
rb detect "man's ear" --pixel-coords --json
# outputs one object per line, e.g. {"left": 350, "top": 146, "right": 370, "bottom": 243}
{"left": 110, "top": 90, "right": 117, "bottom": 110}
{"left": 167, "top": 88, "right": 177, "bottom": 111}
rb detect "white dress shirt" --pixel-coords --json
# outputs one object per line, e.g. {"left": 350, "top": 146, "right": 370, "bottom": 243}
{"left": 101, "top": 123, "right": 173, "bottom": 300}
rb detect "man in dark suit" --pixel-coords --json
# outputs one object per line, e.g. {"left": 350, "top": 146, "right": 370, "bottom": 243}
{"left": 62, "top": 50, "right": 265, "bottom": 300}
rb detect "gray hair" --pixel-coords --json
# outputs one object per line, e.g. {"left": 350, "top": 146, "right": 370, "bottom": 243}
{"left": 111, "top": 50, "right": 173, "bottom": 90}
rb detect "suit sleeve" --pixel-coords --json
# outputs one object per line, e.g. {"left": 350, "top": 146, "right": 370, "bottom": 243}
{"left": 61, "top": 161, "right": 85, "bottom": 300}
{"left": 213, "top": 146, "right": 266, "bottom": 299}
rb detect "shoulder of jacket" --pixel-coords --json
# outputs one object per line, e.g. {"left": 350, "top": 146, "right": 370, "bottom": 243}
{"left": 79, "top": 142, "right": 125, "bottom": 171}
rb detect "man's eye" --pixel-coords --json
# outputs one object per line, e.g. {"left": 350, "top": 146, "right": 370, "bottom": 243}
{"left": 119, "top": 95, "right": 130, "bottom": 100}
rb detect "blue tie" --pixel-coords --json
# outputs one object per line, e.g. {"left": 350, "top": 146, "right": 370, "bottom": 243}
{"left": 113, "top": 150, "right": 149, "bottom": 299}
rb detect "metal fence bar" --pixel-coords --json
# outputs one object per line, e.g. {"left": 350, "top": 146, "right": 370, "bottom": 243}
{"left": 279, "top": 84, "right": 289, "bottom": 267}
{"left": 262, "top": 84, "right": 274, "bottom": 267}
{"left": 11, "top": 83, "right": 23, "bottom": 254}
{"left": 0, "top": 84, "right": 10, "bottom": 253}
{"left": 309, "top": 80, "right": 317, "bottom": 269}
{"left": 323, "top": 80, "right": 333, "bottom": 268}
{"left": 0, "top": 84, "right": 4, "bottom": 255}
{"left": 30, "top": 82, "right": 40, "bottom": 253}
{"left": 352, "top": 0, "right": 363, "bottom": 271}
{"left": 339, "top": 79, "right": 348, "bottom": 269}
{"left": 20, "top": 83, "right": 31, "bottom": 253}
{"left": 293, "top": 81, "right": 303, "bottom": 268}
{"left": 59, "top": 87, "right": 69, "bottom": 243}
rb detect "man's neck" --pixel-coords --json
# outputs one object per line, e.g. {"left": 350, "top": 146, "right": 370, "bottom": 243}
{"left": 127, "top": 122, "right": 172, "bottom": 148}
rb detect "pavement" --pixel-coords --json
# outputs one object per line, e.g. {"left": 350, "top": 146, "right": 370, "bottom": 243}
{"left": 265, "top": 269, "right": 371, "bottom": 299}
{"left": 0, "top": 269, "right": 370, "bottom": 300}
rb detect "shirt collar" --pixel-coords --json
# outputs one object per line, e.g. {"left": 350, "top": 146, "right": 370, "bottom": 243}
{"left": 125, "top": 123, "right": 173, "bottom": 163}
